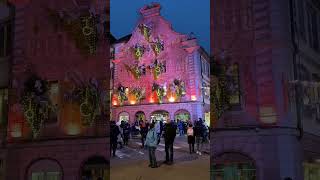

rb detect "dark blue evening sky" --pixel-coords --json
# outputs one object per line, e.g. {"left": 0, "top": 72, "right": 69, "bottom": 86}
{"left": 110, "top": 0, "right": 210, "bottom": 54}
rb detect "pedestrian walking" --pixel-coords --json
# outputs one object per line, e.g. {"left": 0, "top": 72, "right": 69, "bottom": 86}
{"left": 178, "top": 120, "right": 184, "bottom": 136}
{"left": 194, "top": 118, "right": 203, "bottom": 155}
{"left": 140, "top": 121, "right": 148, "bottom": 148}
{"left": 117, "top": 123, "right": 124, "bottom": 149}
{"left": 163, "top": 119, "right": 177, "bottom": 165}
{"left": 123, "top": 122, "right": 130, "bottom": 145}
{"left": 187, "top": 124, "right": 195, "bottom": 154}
{"left": 145, "top": 123, "right": 158, "bottom": 168}
{"left": 110, "top": 121, "right": 120, "bottom": 157}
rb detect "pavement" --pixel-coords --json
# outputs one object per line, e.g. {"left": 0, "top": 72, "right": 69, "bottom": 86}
{"left": 110, "top": 135, "right": 210, "bottom": 180}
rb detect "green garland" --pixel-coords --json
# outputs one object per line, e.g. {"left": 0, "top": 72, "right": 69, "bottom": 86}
{"left": 130, "top": 87, "right": 146, "bottom": 102}
{"left": 152, "top": 83, "right": 166, "bottom": 103}
{"left": 124, "top": 64, "right": 142, "bottom": 79}
{"left": 46, "top": 9, "right": 98, "bottom": 56}
{"left": 77, "top": 86, "right": 100, "bottom": 126}
{"left": 173, "top": 79, "right": 186, "bottom": 99}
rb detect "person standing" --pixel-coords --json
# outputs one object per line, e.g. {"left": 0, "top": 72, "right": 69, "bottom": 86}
{"left": 110, "top": 121, "right": 120, "bottom": 157}
{"left": 163, "top": 119, "right": 177, "bottom": 165}
{"left": 117, "top": 123, "right": 124, "bottom": 149}
{"left": 178, "top": 120, "right": 184, "bottom": 136}
{"left": 187, "top": 124, "right": 195, "bottom": 154}
{"left": 145, "top": 123, "right": 158, "bottom": 168}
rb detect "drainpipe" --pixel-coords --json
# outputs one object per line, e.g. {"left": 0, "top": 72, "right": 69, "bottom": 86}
{"left": 289, "top": 0, "right": 303, "bottom": 139}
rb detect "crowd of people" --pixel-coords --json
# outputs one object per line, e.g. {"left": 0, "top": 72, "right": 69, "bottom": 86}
{"left": 110, "top": 118, "right": 209, "bottom": 168}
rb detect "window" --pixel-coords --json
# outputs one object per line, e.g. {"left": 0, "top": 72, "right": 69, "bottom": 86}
{"left": 298, "top": 0, "right": 306, "bottom": 41}
{"left": 307, "top": 4, "right": 319, "bottom": 51}
{"left": 0, "top": 20, "right": 12, "bottom": 57}
{"left": 46, "top": 82, "right": 59, "bottom": 124}
{"left": 32, "top": 172, "right": 60, "bottom": 180}
{"left": 229, "top": 63, "right": 241, "bottom": 106}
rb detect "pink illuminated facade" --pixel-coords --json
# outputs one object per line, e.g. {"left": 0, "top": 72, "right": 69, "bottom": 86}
{"left": 111, "top": 3, "right": 210, "bottom": 124}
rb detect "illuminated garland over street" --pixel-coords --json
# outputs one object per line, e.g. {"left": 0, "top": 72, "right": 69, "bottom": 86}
{"left": 20, "top": 76, "right": 51, "bottom": 138}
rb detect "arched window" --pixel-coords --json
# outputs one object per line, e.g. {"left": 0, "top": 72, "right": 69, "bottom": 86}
{"left": 27, "top": 159, "right": 62, "bottom": 180}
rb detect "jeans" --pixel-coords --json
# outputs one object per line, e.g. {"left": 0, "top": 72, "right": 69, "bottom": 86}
{"left": 189, "top": 143, "right": 195, "bottom": 153}
{"left": 165, "top": 143, "right": 174, "bottom": 162}
{"left": 148, "top": 147, "right": 157, "bottom": 167}
{"left": 141, "top": 135, "right": 146, "bottom": 148}
{"left": 111, "top": 141, "right": 117, "bottom": 157}
{"left": 195, "top": 136, "right": 202, "bottom": 152}
{"left": 179, "top": 130, "right": 184, "bottom": 136}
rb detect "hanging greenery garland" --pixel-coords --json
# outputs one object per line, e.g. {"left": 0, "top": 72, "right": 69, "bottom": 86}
{"left": 152, "top": 83, "right": 166, "bottom": 103}
{"left": 124, "top": 63, "right": 146, "bottom": 79}
{"left": 138, "top": 24, "right": 152, "bottom": 42}
{"left": 46, "top": 8, "right": 99, "bottom": 56}
{"left": 116, "top": 84, "right": 128, "bottom": 106}
{"left": 151, "top": 37, "right": 164, "bottom": 56}
{"left": 130, "top": 87, "right": 146, "bottom": 102}
{"left": 20, "top": 75, "right": 51, "bottom": 138}
{"left": 131, "top": 44, "right": 145, "bottom": 60}
{"left": 172, "top": 79, "right": 186, "bottom": 99}
{"left": 211, "top": 61, "right": 232, "bottom": 119}
{"left": 77, "top": 85, "right": 100, "bottom": 126}
{"left": 149, "top": 59, "right": 166, "bottom": 80}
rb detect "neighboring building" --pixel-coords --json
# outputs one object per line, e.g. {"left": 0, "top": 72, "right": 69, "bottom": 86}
{"left": 1, "top": 0, "right": 110, "bottom": 179}
{"left": 211, "top": 0, "right": 320, "bottom": 180}
{"left": 110, "top": 3, "right": 210, "bottom": 125}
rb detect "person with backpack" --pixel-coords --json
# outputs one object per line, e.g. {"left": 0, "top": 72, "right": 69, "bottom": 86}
{"left": 187, "top": 123, "right": 195, "bottom": 154}
{"left": 144, "top": 122, "right": 159, "bottom": 168}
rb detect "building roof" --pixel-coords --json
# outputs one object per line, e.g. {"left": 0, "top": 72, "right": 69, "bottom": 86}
{"left": 114, "top": 34, "right": 132, "bottom": 44}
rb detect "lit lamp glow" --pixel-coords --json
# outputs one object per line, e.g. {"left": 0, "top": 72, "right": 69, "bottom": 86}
{"left": 169, "top": 96, "right": 175, "bottom": 102}
{"left": 11, "top": 123, "right": 22, "bottom": 138}
{"left": 130, "top": 100, "right": 136, "bottom": 105}
{"left": 191, "top": 95, "right": 197, "bottom": 101}
{"left": 149, "top": 97, "right": 154, "bottom": 103}
{"left": 66, "top": 122, "right": 80, "bottom": 135}
{"left": 112, "top": 100, "right": 118, "bottom": 106}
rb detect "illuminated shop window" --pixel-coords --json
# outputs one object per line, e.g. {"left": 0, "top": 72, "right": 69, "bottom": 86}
{"left": 229, "top": 63, "right": 241, "bottom": 106}
{"left": 46, "top": 82, "right": 59, "bottom": 124}
{"left": 32, "top": 172, "right": 60, "bottom": 180}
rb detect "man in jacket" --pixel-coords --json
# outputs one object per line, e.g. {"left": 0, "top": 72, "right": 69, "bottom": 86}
{"left": 110, "top": 121, "right": 120, "bottom": 157}
{"left": 145, "top": 123, "right": 158, "bottom": 168}
{"left": 163, "top": 119, "right": 177, "bottom": 165}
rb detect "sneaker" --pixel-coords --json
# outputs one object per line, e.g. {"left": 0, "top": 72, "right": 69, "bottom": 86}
{"left": 199, "top": 152, "right": 202, "bottom": 155}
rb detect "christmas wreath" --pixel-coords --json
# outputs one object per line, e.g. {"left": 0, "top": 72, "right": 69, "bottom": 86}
{"left": 77, "top": 86, "right": 100, "bottom": 126}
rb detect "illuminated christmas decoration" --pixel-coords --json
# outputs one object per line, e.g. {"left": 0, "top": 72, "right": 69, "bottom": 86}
{"left": 151, "top": 37, "right": 164, "bottom": 56}
{"left": 132, "top": 44, "right": 145, "bottom": 60}
{"left": 168, "top": 96, "right": 175, "bottom": 102}
{"left": 124, "top": 63, "right": 146, "bottom": 79}
{"left": 138, "top": 23, "right": 152, "bottom": 42}
{"left": 191, "top": 95, "right": 197, "bottom": 101}
{"left": 77, "top": 86, "right": 100, "bottom": 126}
{"left": 66, "top": 122, "right": 81, "bottom": 135}
{"left": 149, "top": 59, "right": 166, "bottom": 80}
{"left": 46, "top": 7, "right": 100, "bottom": 56}
{"left": 116, "top": 84, "right": 128, "bottom": 105}
{"left": 171, "top": 79, "right": 186, "bottom": 99}
{"left": 130, "top": 87, "right": 146, "bottom": 103}
{"left": 20, "top": 75, "right": 51, "bottom": 138}
{"left": 152, "top": 83, "right": 166, "bottom": 103}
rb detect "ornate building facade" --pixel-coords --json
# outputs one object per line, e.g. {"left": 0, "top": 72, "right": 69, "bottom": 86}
{"left": 0, "top": 0, "right": 110, "bottom": 179}
{"left": 211, "top": 0, "right": 320, "bottom": 179}
{"left": 111, "top": 3, "right": 210, "bottom": 125}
